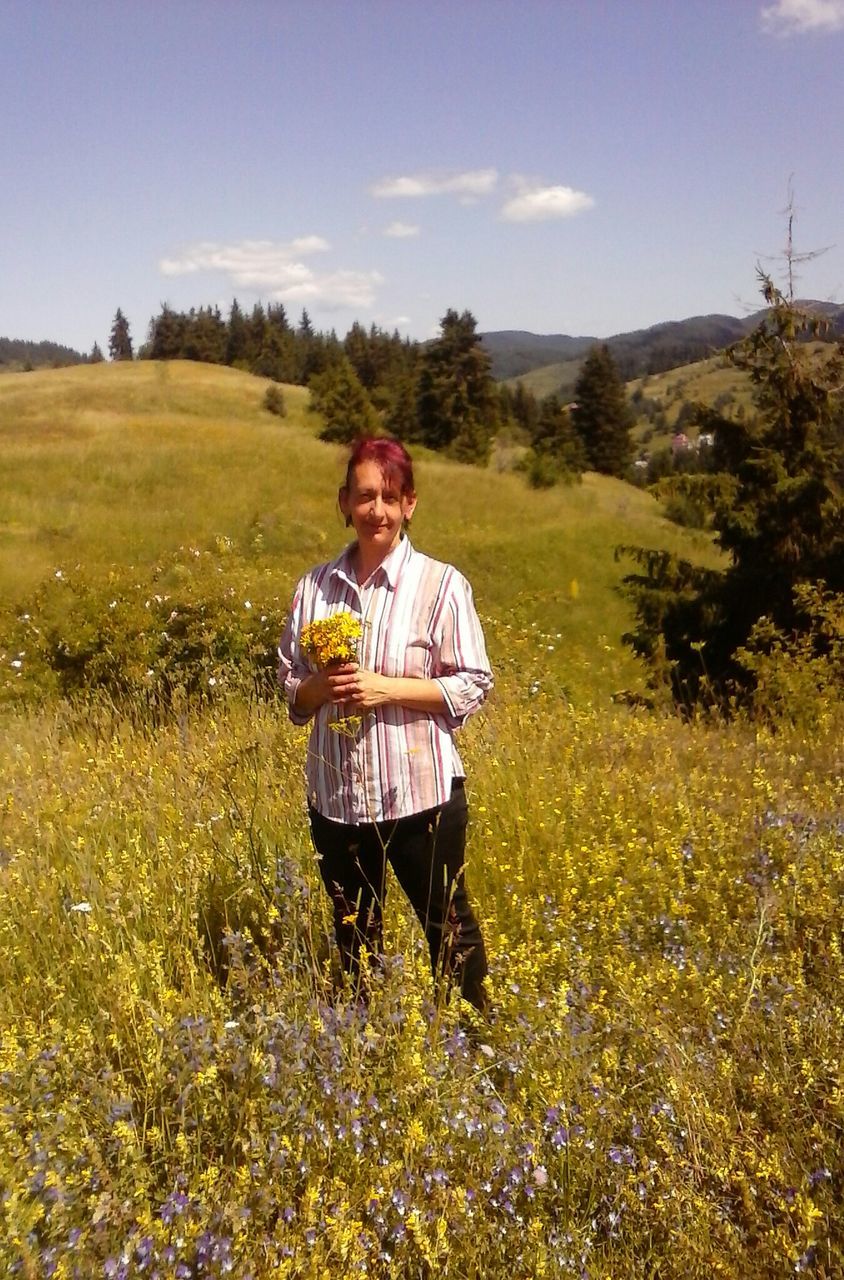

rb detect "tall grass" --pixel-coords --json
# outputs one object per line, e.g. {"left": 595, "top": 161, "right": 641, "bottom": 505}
{"left": 1, "top": 687, "right": 842, "bottom": 1276}
{"left": 2, "top": 363, "right": 840, "bottom": 1276}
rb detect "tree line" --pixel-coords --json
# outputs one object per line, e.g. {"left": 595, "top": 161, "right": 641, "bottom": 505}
{"left": 73, "top": 281, "right": 844, "bottom": 714}
{"left": 104, "top": 303, "right": 635, "bottom": 476}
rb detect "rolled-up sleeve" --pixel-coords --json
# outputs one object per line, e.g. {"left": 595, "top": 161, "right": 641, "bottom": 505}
{"left": 277, "top": 579, "right": 314, "bottom": 726}
{"left": 432, "top": 572, "right": 493, "bottom": 729}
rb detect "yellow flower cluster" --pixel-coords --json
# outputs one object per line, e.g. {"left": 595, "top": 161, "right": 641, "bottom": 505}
{"left": 300, "top": 613, "right": 361, "bottom": 670}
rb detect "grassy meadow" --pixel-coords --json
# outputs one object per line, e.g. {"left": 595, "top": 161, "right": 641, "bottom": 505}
{"left": 1, "top": 363, "right": 842, "bottom": 1278}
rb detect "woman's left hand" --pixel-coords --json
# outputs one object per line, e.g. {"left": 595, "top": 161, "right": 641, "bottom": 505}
{"left": 328, "top": 664, "right": 393, "bottom": 710}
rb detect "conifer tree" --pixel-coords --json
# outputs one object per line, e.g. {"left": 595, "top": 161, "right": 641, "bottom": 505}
{"left": 88, "top": 342, "right": 104, "bottom": 364}
{"left": 147, "top": 304, "right": 185, "bottom": 360}
{"left": 621, "top": 273, "right": 844, "bottom": 705}
{"left": 309, "top": 356, "right": 379, "bottom": 443}
{"left": 108, "top": 308, "right": 133, "bottom": 361}
{"left": 226, "top": 299, "right": 249, "bottom": 366}
{"left": 571, "top": 344, "right": 633, "bottom": 476}
{"left": 532, "top": 395, "right": 587, "bottom": 472}
{"left": 414, "top": 309, "right": 496, "bottom": 463}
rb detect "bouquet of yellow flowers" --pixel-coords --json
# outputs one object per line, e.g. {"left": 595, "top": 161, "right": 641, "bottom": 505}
{"left": 299, "top": 613, "right": 362, "bottom": 669}
{"left": 299, "top": 613, "right": 363, "bottom": 736}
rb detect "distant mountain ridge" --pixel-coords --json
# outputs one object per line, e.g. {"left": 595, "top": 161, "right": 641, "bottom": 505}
{"left": 482, "top": 301, "right": 844, "bottom": 384}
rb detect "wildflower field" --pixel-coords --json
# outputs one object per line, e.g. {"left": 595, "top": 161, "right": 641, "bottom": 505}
{"left": 1, "top": 364, "right": 842, "bottom": 1277}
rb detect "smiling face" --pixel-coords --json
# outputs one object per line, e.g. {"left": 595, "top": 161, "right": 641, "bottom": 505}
{"left": 339, "top": 458, "right": 417, "bottom": 563}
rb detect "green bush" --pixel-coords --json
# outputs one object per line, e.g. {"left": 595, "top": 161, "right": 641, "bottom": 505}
{"left": 523, "top": 449, "right": 581, "bottom": 490}
{"left": 2, "top": 547, "right": 288, "bottom": 708}
{"left": 736, "top": 582, "right": 844, "bottom": 728}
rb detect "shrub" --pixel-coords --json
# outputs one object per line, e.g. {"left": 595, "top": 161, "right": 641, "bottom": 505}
{"left": 262, "top": 385, "right": 287, "bottom": 417}
{"left": 736, "top": 582, "right": 844, "bottom": 728}
{"left": 2, "top": 548, "right": 288, "bottom": 709}
{"left": 523, "top": 449, "right": 581, "bottom": 490}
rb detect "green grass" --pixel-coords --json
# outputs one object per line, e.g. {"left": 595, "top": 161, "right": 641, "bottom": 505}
{"left": 0, "top": 360, "right": 720, "bottom": 702}
{"left": 0, "top": 360, "right": 842, "bottom": 1277}
{"left": 504, "top": 357, "right": 584, "bottom": 401}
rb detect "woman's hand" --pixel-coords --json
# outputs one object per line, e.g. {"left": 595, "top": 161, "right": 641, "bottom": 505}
{"left": 293, "top": 663, "right": 358, "bottom": 714}
{"left": 325, "top": 663, "right": 392, "bottom": 710}
{"left": 328, "top": 664, "right": 450, "bottom": 716}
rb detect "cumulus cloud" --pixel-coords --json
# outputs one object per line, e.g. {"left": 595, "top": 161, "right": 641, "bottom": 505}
{"left": 761, "top": 0, "right": 844, "bottom": 32}
{"left": 159, "top": 237, "right": 381, "bottom": 309}
{"left": 500, "top": 180, "right": 595, "bottom": 223}
{"left": 384, "top": 221, "right": 421, "bottom": 238}
{"left": 371, "top": 168, "right": 498, "bottom": 199}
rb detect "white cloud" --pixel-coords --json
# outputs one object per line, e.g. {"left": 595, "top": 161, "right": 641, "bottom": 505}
{"left": 500, "top": 181, "right": 595, "bottom": 223}
{"left": 761, "top": 0, "right": 844, "bottom": 33}
{"left": 273, "top": 269, "right": 384, "bottom": 310}
{"left": 384, "top": 221, "right": 421, "bottom": 239}
{"left": 159, "top": 237, "right": 380, "bottom": 310}
{"left": 371, "top": 168, "right": 498, "bottom": 199}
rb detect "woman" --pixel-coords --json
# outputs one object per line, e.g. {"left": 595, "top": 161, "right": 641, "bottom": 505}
{"left": 277, "top": 437, "right": 492, "bottom": 1011}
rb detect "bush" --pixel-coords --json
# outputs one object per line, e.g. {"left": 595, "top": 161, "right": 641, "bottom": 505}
{"left": 1, "top": 547, "right": 289, "bottom": 709}
{"left": 262, "top": 385, "right": 287, "bottom": 417}
{"left": 736, "top": 582, "right": 844, "bottom": 728}
{"left": 523, "top": 449, "right": 581, "bottom": 490}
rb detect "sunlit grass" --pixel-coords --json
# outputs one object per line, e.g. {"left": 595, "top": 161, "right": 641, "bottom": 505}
{"left": 0, "top": 361, "right": 720, "bottom": 702}
{"left": 0, "top": 686, "right": 842, "bottom": 1276}
{"left": 2, "top": 362, "right": 840, "bottom": 1276}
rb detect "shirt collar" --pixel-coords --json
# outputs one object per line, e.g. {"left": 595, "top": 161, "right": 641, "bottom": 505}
{"left": 330, "top": 534, "right": 413, "bottom": 591}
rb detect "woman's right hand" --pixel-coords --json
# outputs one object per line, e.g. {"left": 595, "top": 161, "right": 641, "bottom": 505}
{"left": 294, "top": 663, "right": 358, "bottom": 714}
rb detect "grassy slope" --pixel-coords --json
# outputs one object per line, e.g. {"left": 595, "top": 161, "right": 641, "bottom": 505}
{"left": 0, "top": 360, "right": 720, "bottom": 701}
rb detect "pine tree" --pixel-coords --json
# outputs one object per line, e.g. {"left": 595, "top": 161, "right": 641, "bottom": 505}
{"left": 88, "top": 342, "right": 104, "bottom": 364}
{"left": 147, "top": 304, "right": 185, "bottom": 360}
{"left": 621, "top": 274, "right": 844, "bottom": 705}
{"left": 571, "top": 344, "right": 633, "bottom": 477}
{"left": 108, "top": 309, "right": 133, "bottom": 361}
{"left": 226, "top": 299, "right": 249, "bottom": 367}
{"left": 309, "top": 357, "right": 380, "bottom": 443}
{"left": 414, "top": 309, "right": 496, "bottom": 463}
{"left": 531, "top": 395, "right": 586, "bottom": 472}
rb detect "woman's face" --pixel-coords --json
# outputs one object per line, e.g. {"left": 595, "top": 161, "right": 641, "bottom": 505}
{"left": 340, "top": 460, "right": 417, "bottom": 558}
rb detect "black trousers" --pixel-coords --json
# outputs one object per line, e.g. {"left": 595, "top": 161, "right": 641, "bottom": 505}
{"left": 308, "top": 781, "right": 489, "bottom": 1011}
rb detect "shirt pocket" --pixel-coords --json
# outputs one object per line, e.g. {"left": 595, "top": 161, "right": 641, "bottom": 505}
{"left": 381, "top": 633, "right": 432, "bottom": 679}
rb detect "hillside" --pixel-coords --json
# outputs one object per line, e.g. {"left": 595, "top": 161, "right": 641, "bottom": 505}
{"left": 488, "top": 298, "right": 844, "bottom": 395}
{"left": 0, "top": 361, "right": 721, "bottom": 703}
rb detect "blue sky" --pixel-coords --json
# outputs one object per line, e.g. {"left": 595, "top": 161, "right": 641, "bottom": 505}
{"left": 2, "top": 0, "right": 843, "bottom": 353}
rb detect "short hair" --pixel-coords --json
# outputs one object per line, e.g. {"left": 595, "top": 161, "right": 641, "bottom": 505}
{"left": 344, "top": 436, "right": 415, "bottom": 498}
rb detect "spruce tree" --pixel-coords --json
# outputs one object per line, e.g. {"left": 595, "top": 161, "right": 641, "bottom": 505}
{"left": 147, "top": 304, "right": 185, "bottom": 360}
{"left": 621, "top": 274, "right": 844, "bottom": 705}
{"left": 108, "top": 308, "right": 133, "bottom": 361}
{"left": 414, "top": 309, "right": 496, "bottom": 463}
{"left": 571, "top": 344, "right": 633, "bottom": 476}
{"left": 309, "top": 357, "right": 379, "bottom": 443}
{"left": 530, "top": 395, "right": 586, "bottom": 475}
{"left": 226, "top": 299, "right": 249, "bottom": 367}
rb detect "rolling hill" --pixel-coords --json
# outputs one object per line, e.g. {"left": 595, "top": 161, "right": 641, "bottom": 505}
{"left": 0, "top": 360, "right": 721, "bottom": 703}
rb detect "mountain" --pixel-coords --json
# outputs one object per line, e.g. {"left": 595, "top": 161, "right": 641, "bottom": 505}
{"left": 482, "top": 301, "right": 844, "bottom": 387}
{"left": 478, "top": 330, "right": 596, "bottom": 380}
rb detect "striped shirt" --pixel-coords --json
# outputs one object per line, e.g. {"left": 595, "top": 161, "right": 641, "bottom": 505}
{"left": 277, "top": 536, "right": 493, "bottom": 824}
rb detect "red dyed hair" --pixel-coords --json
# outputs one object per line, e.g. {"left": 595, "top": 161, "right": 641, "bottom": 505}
{"left": 343, "top": 437, "right": 415, "bottom": 497}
